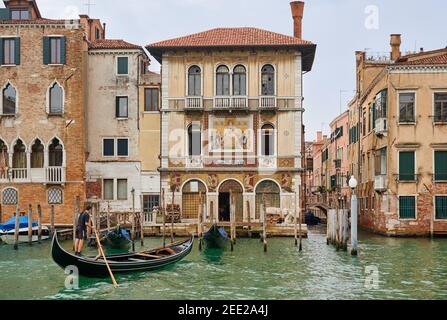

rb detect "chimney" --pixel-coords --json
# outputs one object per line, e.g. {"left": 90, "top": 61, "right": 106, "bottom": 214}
{"left": 103, "top": 23, "right": 106, "bottom": 38}
{"left": 317, "top": 131, "right": 322, "bottom": 142}
{"left": 290, "top": 1, "right": 305, "bottom": 39}
{"left": 390, "top": 34, "right": 402, "bottom": 61}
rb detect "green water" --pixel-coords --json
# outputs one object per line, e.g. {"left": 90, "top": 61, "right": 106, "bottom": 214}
{"left": 1, "top": 226, "right": 447, "bottom": 300}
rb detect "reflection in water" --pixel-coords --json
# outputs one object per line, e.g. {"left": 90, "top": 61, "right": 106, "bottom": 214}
{"left": 2, "top": 227, "right": 447, "bottom": 300}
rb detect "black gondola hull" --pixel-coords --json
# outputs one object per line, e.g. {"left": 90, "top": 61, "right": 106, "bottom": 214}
{"left": 203, "top": 224, "right": 228, "bottom": 249}
{"left": 51, "top": 233, "right": 193, "bottom": 278}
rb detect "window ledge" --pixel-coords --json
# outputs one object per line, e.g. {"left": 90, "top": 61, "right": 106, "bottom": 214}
{"left": 47, "top": 64, "right": 64, "bottom": 67}
{"left": 143, "top": 111, "right": 159, "bottom": 114}
{"left": 433, "top": 122, "right": 447, "bottom": 125}
{"left": 116, "top": 117, "right": 129, "bottom": 121}
{"left": 0, "top": 114, "right": 16, "bottom": 118}
{"left": 399, "top": 218, "right": 417, "bottom": 221}
{"left": 47, "top": 113, "right": 64, "bottom": 117}
{"left": 1, "top": 64, "right": 17, "bottom": 67}
{"left": 398, "top": 122, "right": 416, "bottom": 125}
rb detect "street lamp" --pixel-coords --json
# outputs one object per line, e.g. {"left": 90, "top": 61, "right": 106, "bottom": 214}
{"left": 349, "top": 176, "right": 358, "bottom": 256}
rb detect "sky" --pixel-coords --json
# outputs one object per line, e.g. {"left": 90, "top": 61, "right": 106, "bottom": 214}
{"left": 8, "top": 0, "right": 446, "bottom": 140}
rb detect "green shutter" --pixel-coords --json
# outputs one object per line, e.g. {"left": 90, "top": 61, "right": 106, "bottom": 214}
{"left": 435, "top": 151, "right": 447, "bottom": 181}
{"left": 43, "top": 37, "right": 50, "bottom": 65}
{"left": 0, "top": 8, "right": 10, "bottom": 21}
{"left": 0, "top": 39, "right": 3, "bottom": 65}
{"left": 399, "top": 196, "right": 416, "bottom": 219}
{"left": 60, "top": 36, "right": 66, "bottom": 64}
{"left": 117, "top": 57, "right": 128, "bottom": 75}
{"left": 436, "top": 196, "right": 447, "bottom": 220}
{"left": 14, "top": 37, "right": 20, "bottom": 65}
{"left": 372, "top": 103, "right": 376, "bottom": 129}
{"left": 399, "top": 151, "right": 415, "bottom": 181}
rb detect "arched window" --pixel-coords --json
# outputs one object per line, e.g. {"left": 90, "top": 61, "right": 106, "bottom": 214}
{"left": 261, "top": 124, "right": 275, "bottom": 156}
{"left": 2, "top": 188, "right": 18, "bottom": 205}
{"left": 49, "top": 138, "right": 63, "bottom": 167}
{"left": 261, "top": 64, "right": 275, "bottom": 96}
{"left": 233, "top": 65, "right": 246, "bottom": 96}
{"left": 216, "top": 65, "right": 230, "bottom": 96}
{"left": 12, "top": 139, "right": 26, "bottom": 168}
{"left": 49, "top": 82, "right": 63, "bottom": 114}
{"left": 188, "top": 123, "right": 201, "bottom": 156}
{"left": 255, "top": 180, "right": 280, "bottom": 219}
{"left": 31, "top": 139, "right": 44, "bottom": 168}
{"left": 3, "top": 83, "right": 16, "bottom": 115}
{"left": 188, "top": 66, "right": 201, "bottom": 96}
{"left": 0, "top": 140, "right": 8, "bottom": 177}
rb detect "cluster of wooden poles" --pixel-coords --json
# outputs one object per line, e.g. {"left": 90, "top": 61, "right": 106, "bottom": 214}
{"left": 0, "top": 203, "right": 56, "bottom": 250}
{"left": 196, "top": 190, "right": 303, "bottom": 252}
{"left": 326, "top": 204, "right": 349, "bottom": 251}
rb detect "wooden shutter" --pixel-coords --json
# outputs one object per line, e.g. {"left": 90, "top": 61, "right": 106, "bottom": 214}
{"left": 372, "top": 103, "right": 376, "bottom": 129}
{"left": 0, "top": 39, "right": 3, "bottom": 65}
{"left": 43, "top": 37, "right": 50, "bottom": 65}
{"left": 399, "top": 196, "right": 415, "bottom": 219}
{"left": 436, "top": 196, "right": 447, "bottom": 220}
{"left": 435, "top": 151, "right": 447, "bottom": 180}
{"left": 399, "top": 151, "right": 415, "bottom": 181}
{"left": 14, "top": 37, "right": 20, "bottom": 65}
{"left": 0, "top": 8, "right": 10, "bottom": 20}
{"left": 60, "top": 37, "right": 66, "bottom": 64}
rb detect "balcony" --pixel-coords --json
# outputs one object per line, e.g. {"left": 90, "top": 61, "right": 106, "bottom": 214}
{"left": 46, "top": 167, "right": 66, "bottom": 184}
{"left": 185, "top": 97, "right": 203, "bottom": 111}
{"left": 0, "top": 167, "right": 65, "bottom": 184}
{"left": 375, "top": 118, "right": 387, "bottom": 136}
{"left": 213, "top": 96, "right": 248, "bottom": 111}
{"left": 374, "top": 175, "right": 388, "bottom": 192}
{"left": 259, "top": 96, "right": 277, "bottom": 110}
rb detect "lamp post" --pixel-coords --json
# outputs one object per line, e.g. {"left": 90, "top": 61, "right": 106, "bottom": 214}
{"left": 349, "top": 176, "right": 358, "bottom": 256}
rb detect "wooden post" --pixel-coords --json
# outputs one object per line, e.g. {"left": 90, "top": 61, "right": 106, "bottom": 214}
{"left": 262, "top": 197, "right": 267, "bottom": 253}
{"left": 13, "top": 206, "right": 20, "bottom": 250}
{"left": 230, "top": 189, "right": 234, "bottom": 251}
{"left": 37, "top": 204, "right": 42, "bottom": 243}
{"left": 50, "top": 205, "right": 55, "bottom": 237}
{"left": 72, "top": 196, "right": 80, "bottom": 248}
{"left": 294, "top": 192, "right": 298, "bottom": 247}
{"left": 140, "top": 194, "right": 144, "bottom": 246}
{"left": 298, "top": 189, "right": 302, "bottom": 251}
{"left": 106, "top": 201, "right": 111, "bottom": 233}
{"left": 247, "top": 201, "right": 252, "bottom": 238}
{"left": 171, "top": 188, "right": 175, "bottom": 243}
{"left": 131, "top": 188, "right": 136, "bottom": 252}
{"left": 0, "top": 204, "right": 2, "bottom": 224}
{"left": 161, "top": 188, "right": 166, "bottom": 248}
{"left": 198, "top": 192, "right": 203, "bottom": 251}
{"left": 28, "top": 205, "right": 33, "bottom": 245}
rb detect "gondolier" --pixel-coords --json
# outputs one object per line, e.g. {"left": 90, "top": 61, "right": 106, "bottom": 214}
{"left": 74, "top": 205, "right": 92, "bottom": 256}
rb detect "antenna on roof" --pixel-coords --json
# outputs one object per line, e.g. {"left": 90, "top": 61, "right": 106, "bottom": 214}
{"left": 84, "top": 0, "right": 96, "bottom": 16}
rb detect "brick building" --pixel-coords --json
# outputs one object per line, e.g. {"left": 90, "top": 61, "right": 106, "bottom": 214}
{"left": 0, "top": 0, "right": 100, "bottom": 224}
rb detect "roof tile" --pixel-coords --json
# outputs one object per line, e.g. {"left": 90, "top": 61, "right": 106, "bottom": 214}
{"left": 89, "top": 39, "right": 142, "bottom": 50}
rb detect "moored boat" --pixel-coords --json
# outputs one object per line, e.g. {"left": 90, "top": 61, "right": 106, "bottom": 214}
{"left": 51, "top": 232, "right": 194, "bottom": 278}
{"left": 203, "top": 224, "right": 228, "bottom": 249}
{"left": 106, "top": 226, "right": 131, "bottom": 250}
{"left": 0, "top": 216, "right": 50, "bottom": 244}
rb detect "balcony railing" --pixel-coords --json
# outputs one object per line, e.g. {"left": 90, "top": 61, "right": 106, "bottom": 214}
{"left": 0, "top": 169, "right": 8, "bottom": 181}
{"left": 11, "top": 168, "right": 27, "bottom": 181}
{"left": 185, "top": 97, "right": 203, "bottom": 110}
{"left": 186, "top": 156, "right": 203, "bottom": 169}
{"left": 259, "top": 96, "right": 277, "bottom": 110}
{"left": 214, "top": 96, "right": 248, "bottom": 110}
{"left": 46, "top": 167, "right": 65, "bottom": 184}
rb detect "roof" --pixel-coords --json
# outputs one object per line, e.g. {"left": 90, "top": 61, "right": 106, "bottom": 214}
{"left": 396, "top": 48, "right": 447, "bottom": 65}
{"left": 89, "top": 39, "right": 142, "bottom": 50}
{"left": 146, "top": 27, "right": 316, "bottom": 71}
{"left": 0, "top": 18, "right": 67, "bottom": 25}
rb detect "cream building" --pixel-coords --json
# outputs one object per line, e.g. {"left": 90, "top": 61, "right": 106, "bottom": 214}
{"left": 146, "top": 1, "right": 316, "bottom": 224}
{"left": 85, "top": 39, "right": 149, "bottom": 213}
{"left": 348, "top": 35, "right": 447, "bottom": 236}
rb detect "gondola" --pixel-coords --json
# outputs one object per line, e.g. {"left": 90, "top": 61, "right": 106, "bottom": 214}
{"left": 202, "top": 224, "right": 228, "bottom": 249}
{"left": 105, "top": 226, "right": 132, "bottom": 250}
{"left": 51, "top": 232, "right": 193, "bottom": 278}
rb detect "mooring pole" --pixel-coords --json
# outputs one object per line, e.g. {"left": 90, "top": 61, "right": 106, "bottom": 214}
{"left": 298, "top": 189, "right": 302, "bottom": 252}
{"left": 171, "top": 188, "right": 175, "bottom": 243}
{"left": 106, "top": 201, "right": 111, "bottom": 233}
{"left": 140, "top": 194, "right": 144, "bottom": 246}
{"left": 37, "top": 204, "right": 42, "bottom": 243}
{"left": 294, "top": 192, "right": 298, "bottom": 247}
{"left": 131, "top": 188, "right": 136, "bottom": 252}
{"left": 13, "top": 206, "right": 20, "bottom": 250}
{"left": 161, "top": 188, "right": 166, "bottom": 248}
{"left": 349, "top": 176, "right": 359, "bottom": 256}
{"left": 198, "top": 192, "right": 203, "bottom": 251}
{"left": 247, "top": 201, "right": 252, "bottom": 238}
{"left": 27, "top": 205, "right": 33, "bottom": 245}
{"left": 51, "top": 205, "right": 55, "bottom": 237}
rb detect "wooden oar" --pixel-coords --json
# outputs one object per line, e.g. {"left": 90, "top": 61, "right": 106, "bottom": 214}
{"left": 93, "top": 226, "right": 118, "bottom": 288}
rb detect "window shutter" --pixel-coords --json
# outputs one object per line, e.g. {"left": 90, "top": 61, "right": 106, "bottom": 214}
{"left": 0, "top": 39, "right": 3, "bottom": 65}
{"left": 435, "top": 151, "right": 447, "bottom": 180}
{"left": 399, "top": 151, "right": 415, "bottom": 181}
{"left": 372, "top": 103, "right": 376, "bottom": 129}
{"left": 43, "top": 37, "right": 50, "bottom": 65}
{"left": 14, "top": 37, "right": 20, "bottom": 65}
{"left": 60, "top": 36, "right": 66, "bottom": 64}
{"left": 0, "top": 8, "right": 10, "bottom": 21}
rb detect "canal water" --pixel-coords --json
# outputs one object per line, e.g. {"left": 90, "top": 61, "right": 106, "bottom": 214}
{"left": 1, "top": 226, "right": 447, "bottom": 300}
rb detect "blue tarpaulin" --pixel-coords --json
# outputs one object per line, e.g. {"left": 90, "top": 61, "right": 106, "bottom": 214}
{"left": 0, "top": 216, "right": 37, "bottom": 231}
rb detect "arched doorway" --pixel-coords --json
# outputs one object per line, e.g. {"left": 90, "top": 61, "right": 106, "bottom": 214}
{"left": 256, "top": 180, "right": 280, "bottom": 219}
{"left": 218, "top": 180, "right": 243, "bottom": 222}
{"left": 182, "top": 180, "right": 207, "bottom": 220}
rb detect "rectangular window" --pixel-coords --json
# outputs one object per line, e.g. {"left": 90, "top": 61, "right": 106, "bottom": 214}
{"left": 399, "top": 196, "right": 416, "bottom": 219}
{"left": 49, "top": 37, "right": 62, "bottom": 64}
{"left": 143, "top": 195, "right": 160, "bottom": 212}
{"left": 434, "top": 93, "right": 447, "bottom": 123}
{"left": 435, "top": 196, "right": 447, "bottom": 220}
{"left": 399, "top": 93, "right": 416, "bottom": 123}
{"left": 116, "top": 96, "right": 128, "bottom": 118}
{"left": 434, "top": 151, "right": 447, "bottom": 181}
{"left": 103, "top": 179, "right": 114, "bottom": 200}
{"left": 11, "top": 9, "right": 29, "bottom": 20}
{"left": 117, "top": 179, "right": 127, "bottom": 200}
{"left": 103, "top": 139, "right": 115, "bottom": 157}
{"left": 117, "top": 139, "right": 128, "bottom": 157}
{"left": 399, "top": 151, "right": 415, "bottom": 181}
{"left": 117, "top": 57, "right": 128, "bottom": 75}
{"left": 144, "top": 88, "right": 159, "bottom": 112}
{"left": 375, "top": 147, "right": 387, "bottom": 176}
{"left": 2, "top": 38, "right": 15, "bottom": 65}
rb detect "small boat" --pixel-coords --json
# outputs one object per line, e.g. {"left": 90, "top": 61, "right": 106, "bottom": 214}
{"left": 106, "top": 226, "right": 131, "bottom": 250}
{"left": 0, "top": 216, "right": 50, "bottom": 244}
{"left": 51, "top": 232, "right": 194, "bottom": 278}
{"left": 304, "top": 212, "right": 321, "bottom": 226}
{"left": 202, "top": 224, "right": 228, "bottom": 249}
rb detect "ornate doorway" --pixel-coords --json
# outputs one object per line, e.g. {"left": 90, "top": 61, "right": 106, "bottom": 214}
{"left": 218, "top": 180, "right": 243, "bottom": 222}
